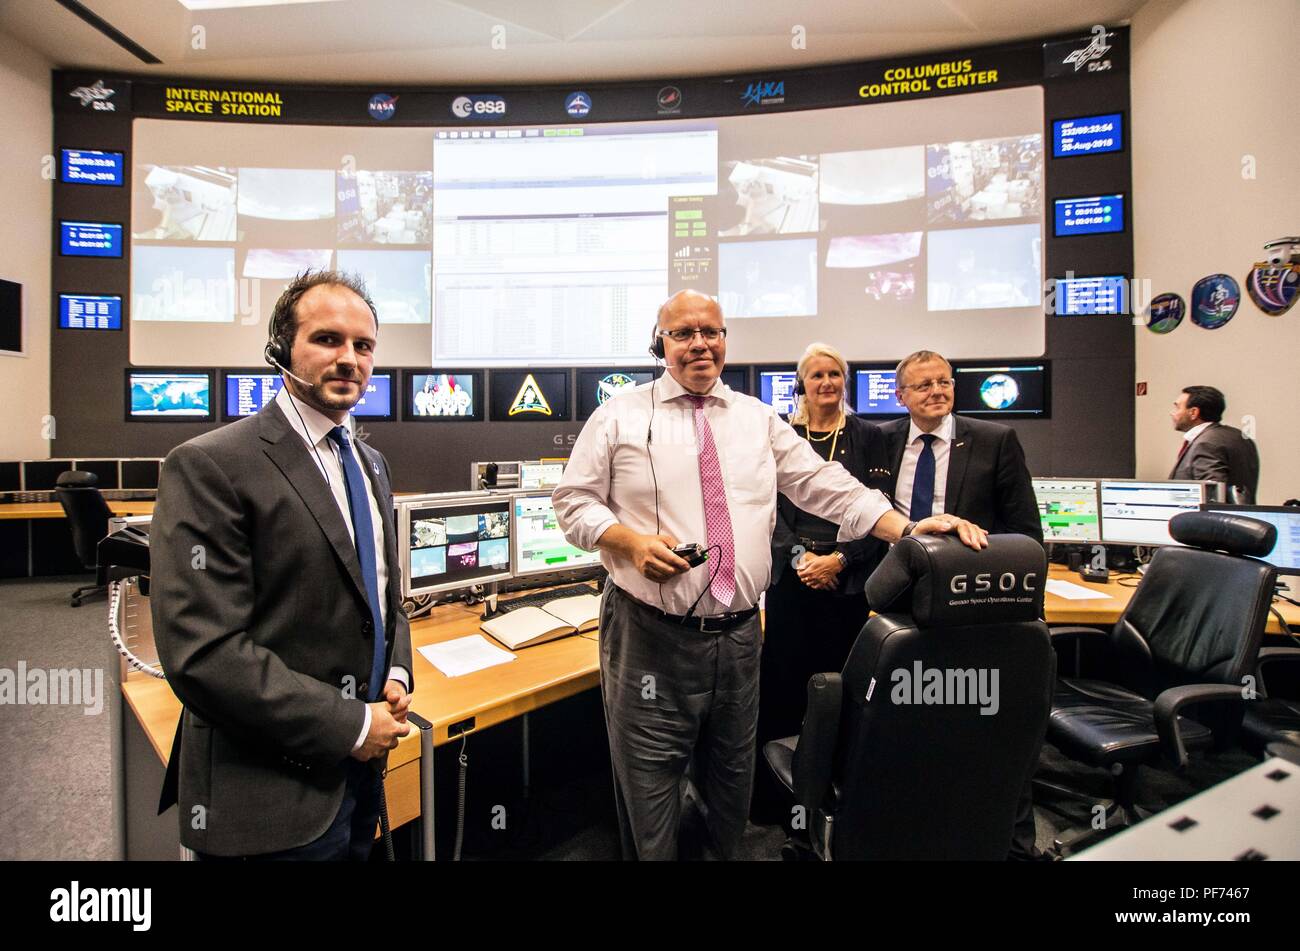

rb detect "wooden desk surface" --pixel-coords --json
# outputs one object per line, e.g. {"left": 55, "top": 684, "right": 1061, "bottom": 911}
{"left": 0, "top": 500, "right": 156, "bottom": 520}
{"left": 1044, "top": 563, "right": 1300, "bottom": 634}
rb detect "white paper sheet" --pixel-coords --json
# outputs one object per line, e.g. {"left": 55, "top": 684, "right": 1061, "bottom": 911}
{"left": 418, "top": 634, "right": 516, "bottom": 677}
{"left": 1045, "top": 579, "right": 1114, "bottom": 601}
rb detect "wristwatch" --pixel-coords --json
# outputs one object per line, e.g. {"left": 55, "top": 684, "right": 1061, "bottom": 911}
{"left": 901, "top": 520, "right": 918, "bottom": 538}
{"left": 832, "top": 550, "right": 848, "bottom": 569}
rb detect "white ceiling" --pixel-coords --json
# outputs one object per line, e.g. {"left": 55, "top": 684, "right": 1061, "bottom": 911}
{"left": 1, "top": 0, "right": 1150, "bottom": 84}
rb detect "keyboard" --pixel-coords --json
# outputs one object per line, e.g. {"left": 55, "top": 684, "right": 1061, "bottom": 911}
{"left": 493, "top": 582, "right": 600, "bottom": 615}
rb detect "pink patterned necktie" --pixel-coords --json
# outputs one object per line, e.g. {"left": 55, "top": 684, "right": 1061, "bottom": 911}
{"left": 687, "top": 395, "right": 737, "bottom": 606}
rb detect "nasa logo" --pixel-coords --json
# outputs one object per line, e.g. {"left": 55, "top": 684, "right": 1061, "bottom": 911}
{"left": 451, "top": 95, "right": 507, "bottom": 119}
{"left": 368, "top": 93, "right": 398, "bottom": 120}
{"left": 565, "top": 91, "right": 591, "bottom": 118}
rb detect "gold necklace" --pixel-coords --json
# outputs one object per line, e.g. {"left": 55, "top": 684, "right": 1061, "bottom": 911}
{"left": 805, "top": 414, "right": 843, "bottom": 459}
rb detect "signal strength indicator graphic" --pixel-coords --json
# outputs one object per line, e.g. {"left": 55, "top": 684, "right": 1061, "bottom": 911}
{"left": 675, "top": 245, "right": 690, "bottom": 258}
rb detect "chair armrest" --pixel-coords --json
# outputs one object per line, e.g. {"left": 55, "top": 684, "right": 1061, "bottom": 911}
{"left": 1258, "top": 646, "right": 1300, "bottom": 668}
{"left": 1047, "top": 625, "right": 1109, "bottom": 641}
{"left": 791, "top": 672, "right": 842, "bottom": 814}
{"left": 1153, "top": 684, "right": 1248, "bottom": 768}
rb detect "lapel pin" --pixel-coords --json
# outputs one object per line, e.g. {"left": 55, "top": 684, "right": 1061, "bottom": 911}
{"left": 955, "top": 441, "right": 965, "bottom": 448}
{"left": 372, "top": 462, "right": 380, "bottom": 474}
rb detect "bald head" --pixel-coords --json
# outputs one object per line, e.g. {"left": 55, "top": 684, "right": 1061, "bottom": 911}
{"left": 653, "top": 290, "right": 726, "bottom": 395}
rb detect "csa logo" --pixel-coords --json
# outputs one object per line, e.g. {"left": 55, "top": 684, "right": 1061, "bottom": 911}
{"left": 565, "top": 91, "right": 591, "bottom": 117}
{"left": 368, "top": 93, "right": 398, "bottom": 120}
{"left": 741, "top": 79, "right": 785, "bottom": 107}
{"left": 452, "top": 94, "right": 507, "bottom": 119}
{"left": 69, "top": 79, "right": 116, "bottom": 111}
{"left": 1246, "top": 237, "right": 1300, "bottom": 316}
{"left": 656, "top": 85, "right": 682, "bottom": 114}
{"left": 509, "top": 373, "right": 553, "bottom": 416}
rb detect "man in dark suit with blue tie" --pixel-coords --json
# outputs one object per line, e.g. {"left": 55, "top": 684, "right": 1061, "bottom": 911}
{"left": 878, "top": 349, "right": 1046, "bottom": 859}
{"left": 152, "top": 271, "right": 414, "bottom": 860}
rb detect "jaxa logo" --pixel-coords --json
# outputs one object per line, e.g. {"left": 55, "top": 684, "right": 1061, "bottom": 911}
{"left": 70, "top": 79, "right": 116, "bottom": 111}
{"left": 509, "top": 373, "right": 552, "bottom": 416}
{"left": 1063, "top": 25, "right": 1113, "bottom": 72}
{"left": 741, "top": 79, "right": 785, "bottom": 107}
{"left": 1247, "top": 236, "right": 1300, "bottom": 316}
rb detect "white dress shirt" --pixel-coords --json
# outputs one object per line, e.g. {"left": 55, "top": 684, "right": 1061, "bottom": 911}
{"left": 892, "top": 413, "right": 956, "bottom": 520}
{"left": 552, "top": 371, "right": 893, "bottom": 616}
{"left": 273, "top": 386, "right": 406, "bottom": 749}
{"left": 1182, "top": 421, "right": 1212, "bottom": 445}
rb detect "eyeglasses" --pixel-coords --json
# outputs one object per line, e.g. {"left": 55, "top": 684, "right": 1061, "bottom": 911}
{"left": 900, "top": 378, "right": 955, "bottom": 395}
{"left": 658, "top": 327, "right": 727, "bottom": 343}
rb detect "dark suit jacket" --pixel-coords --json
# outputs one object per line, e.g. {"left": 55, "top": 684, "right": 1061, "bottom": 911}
{"left": 771, "top": 414, "right": 892, "bottom": 594}
{"left": 879, "top": 414, "right": 1043, "bottom": 543}
{"left": 151, "top": 399, "right": 413, "bottom": 856}
{"left": 1170, "top": 423, "right": 1260, "bottom": 504}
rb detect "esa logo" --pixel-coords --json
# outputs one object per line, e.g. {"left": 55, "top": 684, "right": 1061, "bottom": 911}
{"left": 451, "top": 95, "right": 507, "bottom": 119}
{"left": 368, "top": 93, "right": 398, "bottom": 120}
{"left": 949, "top": 572, "right": 1038, "bottom": 594}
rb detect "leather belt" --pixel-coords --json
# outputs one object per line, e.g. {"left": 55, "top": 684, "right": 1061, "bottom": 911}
{"left": 623, "top": 589, "right": 759, "bottom": 634}
{"left": 797, "top": 537, "right": 838, "bottom": 554}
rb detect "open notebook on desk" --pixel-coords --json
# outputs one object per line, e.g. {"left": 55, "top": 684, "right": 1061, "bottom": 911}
{"left": 481, "top": 592, "right": 601, "bottom": 650}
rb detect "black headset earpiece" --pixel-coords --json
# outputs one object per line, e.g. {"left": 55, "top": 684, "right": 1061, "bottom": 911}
{"left": 649, "top": 333, "right": 664, "bottom": 360}
{"left": 794, "top": 374, "right": 806, "bottom": 396}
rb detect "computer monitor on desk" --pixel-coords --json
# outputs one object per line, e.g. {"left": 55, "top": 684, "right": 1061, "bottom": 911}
{"left": 1098, "top": 479, "right": 1207, "bottom": 547}
{"left": 519, "top": 461, "right": 565, "bottom": 491}
{"left": 398, "top": 493, "right": 513, "bottom": 598}
{"left": 1199, "top": 505, "right": 1300, "bottom": 576}
{"left": 471, "top": 460, "right": 521, "bottom": 490}
{"left": 1032, "top": 477, "right": 1100, "bottom": 542}
{"left": 510, "top": 492, "right": 603, "bottom": 585}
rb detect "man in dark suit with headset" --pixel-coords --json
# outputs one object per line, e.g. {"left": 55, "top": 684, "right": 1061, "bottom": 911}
{"left": 152, "top": 270, "right": 413, "bottom": 860}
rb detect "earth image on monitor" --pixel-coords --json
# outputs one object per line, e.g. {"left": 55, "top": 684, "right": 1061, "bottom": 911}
{"left": 979, "top": 374, "right": 1020, "bottom": 410}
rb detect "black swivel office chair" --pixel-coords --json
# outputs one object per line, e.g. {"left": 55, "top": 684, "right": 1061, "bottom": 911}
{"left": 763, "top": 534, "right": 1054, "bottom": 860}
{"left": 1041, "top": 511, "right": 1277, "bottom": 853}
{"left": 54, "top": 470, "right": 115, "bottom": 607}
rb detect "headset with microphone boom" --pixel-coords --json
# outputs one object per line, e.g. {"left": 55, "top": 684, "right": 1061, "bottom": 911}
{"left": 265, "top": 309, "right": 334, "bottom": 486}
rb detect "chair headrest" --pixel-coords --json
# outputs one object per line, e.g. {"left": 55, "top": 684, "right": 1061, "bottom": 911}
{"left": 1169, "top": 511, "right": 1276, "bottom": 557}
{"left": 865, "top": 534, "right": 1046, "bottom": 627}
{"left": 56, "top": 470, "right": 99, "bottom": 488}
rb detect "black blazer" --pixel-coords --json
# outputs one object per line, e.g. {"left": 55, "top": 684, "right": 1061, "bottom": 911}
{"left": 151, "top": 399, "right": 414, "bottom": 856}
{"left": 1170, "top": 423, "right": 1260, "bottom": 503}
{"left": 879, "top": 414, "right": 1043, "bottom": 543}
{"left": 771, "top": 413, "right": 892, "bottom": 595}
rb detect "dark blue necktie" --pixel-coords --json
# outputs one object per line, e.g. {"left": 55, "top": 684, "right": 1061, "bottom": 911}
{"left": 909, "top": 433, "right": 938, "bottom": 522}
{"left": 327, "top": 426, "right": 386, "bottom": 701}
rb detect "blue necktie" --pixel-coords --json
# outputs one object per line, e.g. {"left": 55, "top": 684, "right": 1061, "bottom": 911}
{"left": 909, "top": 433, "right": 938, "bottom": 522}
{"left": 327, "top": 426, "right": 386, "bottom": 702}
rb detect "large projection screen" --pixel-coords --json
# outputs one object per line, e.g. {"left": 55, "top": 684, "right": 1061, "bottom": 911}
{"left": 129, "top": 84, "right": 1043, "bottom": 367}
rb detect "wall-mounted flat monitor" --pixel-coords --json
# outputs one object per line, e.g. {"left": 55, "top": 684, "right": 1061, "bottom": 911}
{"left": 59, "top": 293, "right": 122, "bottom": 330}
{"left": 490, "top": 370, "right": 570, "bottom": 421}
{"left": 952, "top": 363, "right": 1049, "bottom": 418}
{"left": 125, "top": 370, "right": 214, "bottom": 421}
{"left": 405, "top": 370, "right": 483, "bottom": 421}
{"left": 1051, "top": 113, "right": 1123, "bottom": 158}
{"left": 1032, "top": 477, "right": 1101, "bottom": 543}
{"left": 1200, "top": 505, "right": 1300, "bottom": 576}
{"left": 60, "top": 220, "right": 124, "bottom": 257}
{"left": 399, "top": 493, "right": 513, "bottom": 597}
{"left": 348, "top": 372, "right": 394, "bottom": 420}
{"left": 511, "top": 491, "right": 603, "bottom": 579}
{"left": 757, "top": 366, "right": 799, "bottom": 417}
{"left": 1052, "top": 275, "right": 1129, "bottom": 316}
{"left": 720, "top": 367, "right": 750, "bottom": 396}
{"left": 576, "top": 368, "right": 655, "bottom": 420}
{"left": 1053, "top": 194, "right": 1124, "bottom": 237}
{"left": 853, "top": 366, "right": 906, "bottom": 416}
{"left": 1099, "top": 480, "right": 1207, "bottom": 547}
{"left": 60, "top": 149, "right": 125, "bottom": 186}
